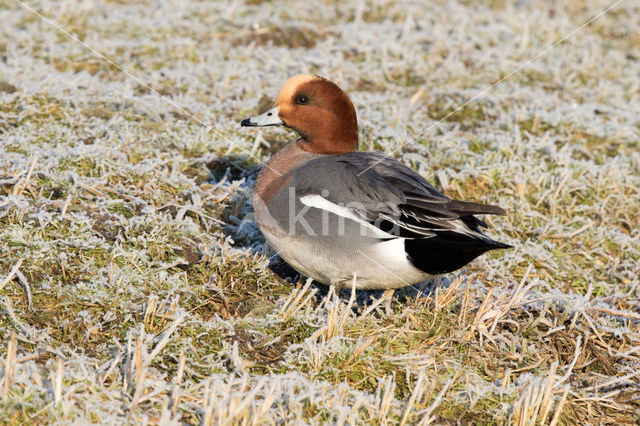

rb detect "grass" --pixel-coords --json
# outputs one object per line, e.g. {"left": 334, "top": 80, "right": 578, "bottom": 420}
{"left": 1, "top": 0, "right": 640, "bottom": 423}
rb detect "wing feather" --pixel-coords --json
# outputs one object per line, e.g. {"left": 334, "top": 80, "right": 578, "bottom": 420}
{"left": 289, "top": 152, "right": 506, "bottom": 242}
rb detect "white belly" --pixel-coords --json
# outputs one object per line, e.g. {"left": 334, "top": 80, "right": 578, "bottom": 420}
{"left": 261, "top": 228, "right": 432, "bottom": 290}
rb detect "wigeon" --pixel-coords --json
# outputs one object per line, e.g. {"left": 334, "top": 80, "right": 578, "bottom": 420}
{"left": 241, "top": 74, "right": 511, "bottom": 290}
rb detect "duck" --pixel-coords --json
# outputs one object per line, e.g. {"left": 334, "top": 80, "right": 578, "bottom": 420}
{"left": 241, "top": 74, "right": 511, "bottom": 290}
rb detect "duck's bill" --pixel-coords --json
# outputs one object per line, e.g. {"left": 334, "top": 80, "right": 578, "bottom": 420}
{"left": 240, "top": 106, "right": 283, "bottom": 127}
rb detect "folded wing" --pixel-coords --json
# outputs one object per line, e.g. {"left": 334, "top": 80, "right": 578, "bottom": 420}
{"left": 290, "top": 152, "right": 511, "bottom": 274}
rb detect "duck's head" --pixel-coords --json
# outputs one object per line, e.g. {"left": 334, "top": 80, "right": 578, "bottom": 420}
{"left": 241, "top": 74, "right": 358, "bottom": 154}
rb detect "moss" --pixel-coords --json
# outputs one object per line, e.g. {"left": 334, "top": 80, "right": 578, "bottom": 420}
{"left": 106, "top": 203, "right": 134, "bottom": 219}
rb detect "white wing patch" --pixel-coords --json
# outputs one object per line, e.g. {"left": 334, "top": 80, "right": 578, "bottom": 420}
{"left": 299, "top": 194, "right": 393, "bottom": 239}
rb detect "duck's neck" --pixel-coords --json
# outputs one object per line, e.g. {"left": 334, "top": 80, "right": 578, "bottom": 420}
{"left": 295, "top": 114, "right": 358, "bottom": 154}
{"left": 298, "top": 135, "right": 357, "bottom": 154}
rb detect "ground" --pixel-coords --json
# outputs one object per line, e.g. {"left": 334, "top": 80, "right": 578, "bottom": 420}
{"left": 1, "top": 0, "right": 639, "bottom": 424}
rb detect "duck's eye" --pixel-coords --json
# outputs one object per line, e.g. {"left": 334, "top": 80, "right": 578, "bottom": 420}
{"left": 295, "top": 95, "right": 309, "bottom": 105}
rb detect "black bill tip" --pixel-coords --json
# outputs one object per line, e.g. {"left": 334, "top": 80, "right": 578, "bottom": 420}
{"left": 240, "top": 118, "right": 255, "bottom": 127}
